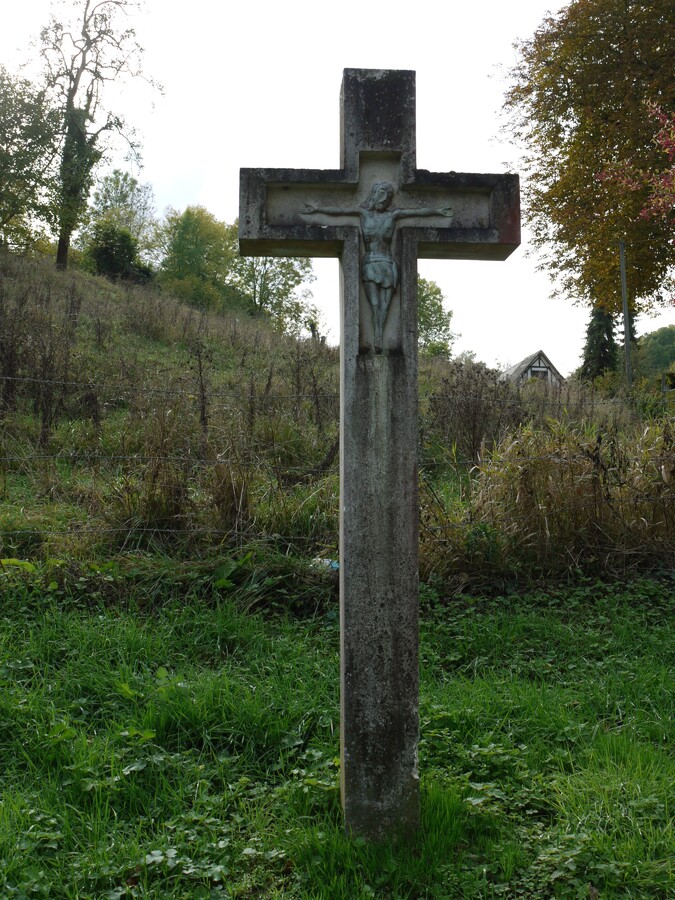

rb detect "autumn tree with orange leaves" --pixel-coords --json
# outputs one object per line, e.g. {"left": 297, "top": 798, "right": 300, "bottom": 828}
{"left": 601, "top": 102, "right": 675, "bottom": 232}
{"left": 503, "top": 0, "right": 674, "bottom": 316}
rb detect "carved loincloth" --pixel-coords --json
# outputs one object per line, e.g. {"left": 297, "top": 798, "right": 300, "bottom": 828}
{"left": 361, "top": 252, "right": 399, "bottom": 290}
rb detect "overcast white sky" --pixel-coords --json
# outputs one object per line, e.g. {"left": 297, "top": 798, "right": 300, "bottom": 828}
{"left": 3, "top": 0, "right": 673, "bottom": 374}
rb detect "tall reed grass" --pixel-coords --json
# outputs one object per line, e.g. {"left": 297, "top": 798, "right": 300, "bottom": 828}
{"left": 420, "top": 420, "right": 675, "bottom": 586}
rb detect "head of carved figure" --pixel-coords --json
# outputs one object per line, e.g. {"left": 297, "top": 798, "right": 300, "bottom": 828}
{"left": 362, "top": 181, "right": 395, "bottom": 211}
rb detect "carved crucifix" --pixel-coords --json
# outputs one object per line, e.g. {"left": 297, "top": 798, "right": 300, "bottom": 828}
{"left": 301, "top": 184, "right": 453, "bottom": 351}
{"left": 240, "top": 68, "right": 520, "bottom": 841}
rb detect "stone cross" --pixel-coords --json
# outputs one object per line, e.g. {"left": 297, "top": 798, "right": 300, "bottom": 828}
{"left": 240, "top": 68, "right": 519, "bottom": 841}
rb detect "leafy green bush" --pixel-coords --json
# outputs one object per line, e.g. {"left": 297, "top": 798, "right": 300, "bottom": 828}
{"left": 83, "top": 219, "right": 153, "bottom": 283}
{"left": 86, "top": 220, "right": 138, "bottom": 277}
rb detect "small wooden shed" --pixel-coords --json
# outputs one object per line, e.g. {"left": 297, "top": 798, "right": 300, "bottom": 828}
{"left": 502, "top": 350, "right": 565, "bottom": 387}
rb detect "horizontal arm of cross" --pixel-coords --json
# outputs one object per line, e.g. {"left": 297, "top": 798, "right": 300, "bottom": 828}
{"left": 240, "top": 167, "right": 356, "bottom": 258}
{"left": 239, "top": 167, "right": 520, "bottom": 261}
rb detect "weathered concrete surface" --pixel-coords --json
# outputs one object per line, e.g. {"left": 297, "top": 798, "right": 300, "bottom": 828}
{"left": 339, "top": 226, "right": 420, "bottom": 838}
{"left": 239, "top": 68, "right": 520, "bottom": 841}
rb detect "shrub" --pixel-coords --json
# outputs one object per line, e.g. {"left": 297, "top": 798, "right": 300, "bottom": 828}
{"left": 420, "top": 419, "right": 675, "bottom": 586}
{"left": 428, "top": 359, "right": 523, "bottom": 462}
{"left": 85, "top": 220, "right": 140, "bottom": 280}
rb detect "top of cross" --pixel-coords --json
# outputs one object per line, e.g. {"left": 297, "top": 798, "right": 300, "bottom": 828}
{"left": 239, "top": 68, "right": 519, "bottom": 262}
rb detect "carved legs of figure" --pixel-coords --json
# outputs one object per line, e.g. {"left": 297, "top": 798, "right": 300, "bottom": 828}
{"left": 364, "top": 282, "right": 394, "bottom": 353}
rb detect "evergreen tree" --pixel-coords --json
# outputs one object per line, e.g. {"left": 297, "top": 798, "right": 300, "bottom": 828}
{"left": 616, "top": 306, "right": 638, "bottom": 380}
{"left": 580, "top": 306, "right": 618, "bottom": 380}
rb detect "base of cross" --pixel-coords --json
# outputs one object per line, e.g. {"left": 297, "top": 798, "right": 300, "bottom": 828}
{"left": 240, "top": 68, "right": 520, "bottom": 841}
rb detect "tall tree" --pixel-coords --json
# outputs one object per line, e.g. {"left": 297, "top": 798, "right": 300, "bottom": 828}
{"left": 158, "top": 206, "right": 244, "bottom": 311}
{"left": 157, "top": 210, "right": 317, "bottom": 328}
{"left": 601, "top": 102, "right": 675, "bottom": 234}
{"left": 225, "top": 223, "right": 316, "bottom": 334}
{"left": 39, "top": 0, "right": 152, "bottom": 269}
{"left": 0, "top": 66, "right": 60, "bottom": 248}
{"left": 417, "top": 276, "right": 456, "bottom": 357}
{"left": 636, "top": 324, "right": 675, "bottom": 376}
{"left": 580, "top": 306, "right": 618, "bottom": 380}
{"left": 229, "top": 252, "right": 316, "bottom": 335}
{"left": 503, "top": 0, "right": 675, "bottom": 315}
{"left": 84, "top": 168, "right": 156, "bottom": 258}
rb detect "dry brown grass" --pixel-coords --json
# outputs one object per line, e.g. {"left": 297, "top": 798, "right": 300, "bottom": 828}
{"left": 2, "top": 252, "right": 672, "bottom": 585}
{"left": 420, "top": 420, "right": 675, "bottom": 586}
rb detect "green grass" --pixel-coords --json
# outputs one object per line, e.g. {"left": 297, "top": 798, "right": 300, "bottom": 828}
{"left": 0, "top": 569, "right": 672, "bottom": 897}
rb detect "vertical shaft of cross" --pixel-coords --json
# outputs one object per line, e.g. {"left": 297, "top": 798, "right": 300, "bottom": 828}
{"left": 340, "top": 228, "right": 420, "bottom": 839}
{"left": 338, "top": 71, "right": 420, "bottom": 839}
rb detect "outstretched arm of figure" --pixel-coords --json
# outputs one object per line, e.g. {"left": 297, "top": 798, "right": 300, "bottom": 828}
{"left": 393, "top": 206, "right": 454, "bottom": 222}
{"left": 301, "top": 203, "right": 360, "bottom": 216}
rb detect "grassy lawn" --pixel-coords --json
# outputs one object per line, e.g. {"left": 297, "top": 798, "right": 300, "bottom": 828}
{"left": 0, "top": 567, "right": 672, "bottom": 898}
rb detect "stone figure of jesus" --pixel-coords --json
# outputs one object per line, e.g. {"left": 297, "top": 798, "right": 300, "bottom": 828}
{"left": 302, "top": 181, "right": 453, "bottom": 352}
